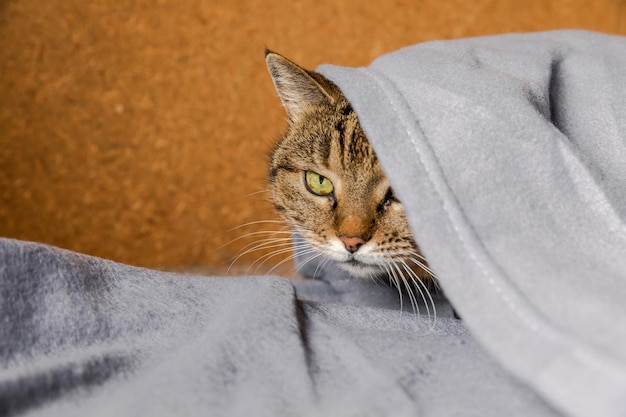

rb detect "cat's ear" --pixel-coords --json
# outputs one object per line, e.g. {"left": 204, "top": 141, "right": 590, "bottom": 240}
{"left": 265, "top": 50, "right": 335, "bottom": 122}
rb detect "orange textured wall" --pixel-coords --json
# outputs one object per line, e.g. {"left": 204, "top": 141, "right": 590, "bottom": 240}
{"left": 1, "top": 0, "right": 625, "bottom": 270}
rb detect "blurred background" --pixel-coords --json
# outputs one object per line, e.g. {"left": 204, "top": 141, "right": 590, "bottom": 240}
{"left": 1, "top": 0, "right": 625, "bottom": 273}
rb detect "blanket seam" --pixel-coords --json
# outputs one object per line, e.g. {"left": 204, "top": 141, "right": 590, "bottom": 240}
{"left": 355, "top": 67, "right": 544, "bottom": 335}
{"left": 352, "top": 63, "right": 626, "bottom": 416}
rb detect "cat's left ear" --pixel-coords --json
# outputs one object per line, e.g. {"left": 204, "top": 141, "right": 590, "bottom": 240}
{"left": 265, "top": 50, "right": 335, "bottom": 122}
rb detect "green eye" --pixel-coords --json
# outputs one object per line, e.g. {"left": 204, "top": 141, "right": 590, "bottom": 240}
{"left": 304, "top": 171, "right": 334, "bottom": 196}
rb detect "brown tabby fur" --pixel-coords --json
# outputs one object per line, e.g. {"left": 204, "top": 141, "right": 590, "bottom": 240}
{"left": 265, "top": 51, "right": 430, "bottom": 281}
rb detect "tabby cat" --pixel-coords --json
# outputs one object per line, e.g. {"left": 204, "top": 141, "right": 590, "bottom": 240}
{"left": 265, "top": 50, "right": 432, "bottom": 288}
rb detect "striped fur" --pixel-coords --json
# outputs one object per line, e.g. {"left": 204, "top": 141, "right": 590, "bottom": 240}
{"left": 266, "top": 51, "right": 430, "bottom": 281}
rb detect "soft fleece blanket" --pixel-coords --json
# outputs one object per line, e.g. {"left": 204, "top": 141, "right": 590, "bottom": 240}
{"left": 1, "top": 30, "right": 625, "bottom": 417}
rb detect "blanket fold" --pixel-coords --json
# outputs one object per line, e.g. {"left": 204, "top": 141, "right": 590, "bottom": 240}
{"left": 0, "top": 237, "right": 558, "bottom": 416}
{"left": 317, "top": 29, "right": 626, "bottom": 417}
{"left": 2, "top": 30, "right": 625, "bottom": 417}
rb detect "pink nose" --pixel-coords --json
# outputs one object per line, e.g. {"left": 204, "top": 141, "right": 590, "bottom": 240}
{"left": 339, "top": 236, "right": 366, "bottom": 253}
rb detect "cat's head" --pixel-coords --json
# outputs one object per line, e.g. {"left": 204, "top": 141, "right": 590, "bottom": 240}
{"left": 266, "top": 51, "right": 428, "bottom": 279}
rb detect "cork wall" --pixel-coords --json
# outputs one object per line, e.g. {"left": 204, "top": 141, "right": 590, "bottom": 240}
{"left": 1, "top": 0, "right": 625, "bottom": 271}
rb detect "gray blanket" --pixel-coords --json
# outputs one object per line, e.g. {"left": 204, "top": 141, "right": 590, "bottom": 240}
{"left": 2, "top": 30, "right": 625, "bottom": 417}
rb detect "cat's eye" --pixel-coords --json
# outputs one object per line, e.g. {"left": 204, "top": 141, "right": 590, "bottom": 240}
{"left": 378, "top": 188, "right": 398, "bottom": 212}
{"left": 304, "top": 171, "right": 334, "bottom": 196}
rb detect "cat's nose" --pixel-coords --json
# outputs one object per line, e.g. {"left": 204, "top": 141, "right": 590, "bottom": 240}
{"left": 339, "top": 235, "right": 367, "bottom": 253}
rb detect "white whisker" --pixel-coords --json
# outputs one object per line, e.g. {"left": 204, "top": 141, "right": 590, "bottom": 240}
{"left": 269, "top": 250, "right": 325, "bottom": 276}
{"left": 226, "top": 219, "right": 288, "bottom": 232}
{"left": 391, "top": 261, "right": 419, "bottom": 316}
{"left": 228, "top": 239, "right": 291, "bottom": 263}
{"left": 251, "top": 247, "right": 318, "bottom": 275}
{"left": 406, "top": 250, "right": 438, "bottom": 279}
{"left": 382, "top": 261, "right": 404, "bottom": 312}
{"left": 312, "top": 256, "right": 332, "bottom": 279}
{"left": 235, "top": 236, "right": 304, "bottom": 254}
{"left": 228, "top": 238, "right": 299, "bottom": 273}
{"left": 244, "top": 189, "right": 271, "bottom": 198}
{"left": 400, "top": 259, "right": 437, "bottom": 331}
{"left": 220, "top": 232, "right": 293, "bottom": 252}
{"left": 400, "top": 261, "right": 430, "bottom": 321}
{"left": 247, "top": 247, "right": 298, "bottom": 274}
{"left": 248, "top": 242, "right": 314, "bottom": 270}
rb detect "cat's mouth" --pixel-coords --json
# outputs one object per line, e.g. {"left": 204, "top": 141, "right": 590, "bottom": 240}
{"left": 306, "top": 236, "right": 388, "bottom": 278}
{"left": 344, "top": 258, "right": 365, "bottom": 267}
{"left": 337, "top": 257, "right": 385, "bottom": 278}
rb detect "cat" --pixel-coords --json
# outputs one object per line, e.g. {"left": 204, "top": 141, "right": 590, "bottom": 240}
{"left": 265, "top": 50, "right": 433, "bottom": 290}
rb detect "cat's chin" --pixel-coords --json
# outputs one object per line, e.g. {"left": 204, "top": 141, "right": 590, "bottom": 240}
{"left": 336, "top": 260, "right": 386, "bottom": 279}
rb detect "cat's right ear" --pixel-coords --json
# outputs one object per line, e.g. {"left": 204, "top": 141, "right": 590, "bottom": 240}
{"left": 265, "top": 50, "right": 334, "bottom": 123}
